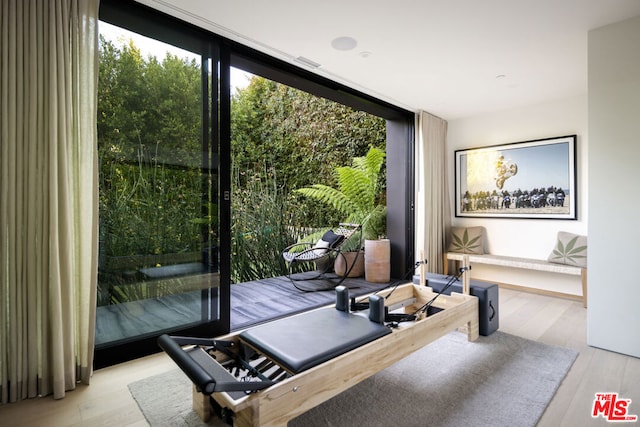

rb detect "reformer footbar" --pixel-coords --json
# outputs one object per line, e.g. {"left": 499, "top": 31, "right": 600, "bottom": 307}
{"left": 157, "top": 335, "right": 277, "bottom": 395}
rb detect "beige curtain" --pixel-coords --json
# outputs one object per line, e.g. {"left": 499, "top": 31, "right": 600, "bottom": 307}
{"left": 415, "top": 111, "right": 450, "bottom": 273}
{"left": 0, "top": 0, "right": 99, "bottom": 402}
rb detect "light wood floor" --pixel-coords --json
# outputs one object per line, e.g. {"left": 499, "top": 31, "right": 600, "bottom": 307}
{"left": 0, "top": 287, "right": 638, "bottom": 426}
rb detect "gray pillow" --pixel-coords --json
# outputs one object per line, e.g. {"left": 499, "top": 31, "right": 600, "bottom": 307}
{"left": 548, "top": 231, "right": 587, "bottom": 268}
{"left": 448, "top": 226, "right": 484, "bottom": 254}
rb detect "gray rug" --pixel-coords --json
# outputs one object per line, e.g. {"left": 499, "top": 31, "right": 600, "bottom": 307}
{"left": 128, "top": 331, "right": 577, "bottom": 427}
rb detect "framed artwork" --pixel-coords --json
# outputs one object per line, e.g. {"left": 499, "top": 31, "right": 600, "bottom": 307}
{"left": 455, "top": 135, "right": 577, "bottom": 219}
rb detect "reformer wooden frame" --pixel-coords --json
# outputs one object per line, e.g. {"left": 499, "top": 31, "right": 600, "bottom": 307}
{"left": 191, "top": 282, "right": 479, "bottom": 426}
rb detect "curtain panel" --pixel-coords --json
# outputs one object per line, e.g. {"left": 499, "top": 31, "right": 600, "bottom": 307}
{"left": 415, "top": 111, "right": 450, "bottom": 273}
{"left": 0, "top": 0, "right": 99, "bottom": 402}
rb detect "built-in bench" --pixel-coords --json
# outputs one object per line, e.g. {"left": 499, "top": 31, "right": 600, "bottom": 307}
{"left": 139, "top": 262, "right": 212, "bottom": 280}
{"left": 444, "top": 252, "right": 587, "bottom": 307}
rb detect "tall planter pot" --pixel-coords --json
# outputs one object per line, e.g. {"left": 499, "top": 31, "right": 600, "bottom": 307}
{"left": 364, "top": 239, "right": 390, "bottom": 283}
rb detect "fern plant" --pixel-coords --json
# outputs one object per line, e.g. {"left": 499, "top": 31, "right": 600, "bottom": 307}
{"left": 296, "top": 147, "right": 386, "bottom": 243}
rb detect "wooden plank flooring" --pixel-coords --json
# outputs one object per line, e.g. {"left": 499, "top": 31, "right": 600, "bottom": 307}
{"left": 1, "top": 287, "right": 638, "bottom": 426}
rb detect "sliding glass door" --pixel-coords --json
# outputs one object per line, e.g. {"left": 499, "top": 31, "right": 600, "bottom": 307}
{"left": 94, "top": 7, "right": 229, "bottom": 367}
{"left": 96, "top": 0, "right": 414, "bottom": 367}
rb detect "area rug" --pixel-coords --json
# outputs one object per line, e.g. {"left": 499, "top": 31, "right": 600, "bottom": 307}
{"left": 128, "top": 331, "right": 577, "bottom": 427}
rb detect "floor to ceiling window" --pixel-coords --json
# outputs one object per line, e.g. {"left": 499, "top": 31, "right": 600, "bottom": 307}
{"left": 96, "top": 0, "right": 414, "bottom": 367}
{"left": 94, "top": 4, "right": 229, "bottom": 367}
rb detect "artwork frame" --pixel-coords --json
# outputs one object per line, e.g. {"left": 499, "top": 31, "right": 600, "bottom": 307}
{"left": 455, "top": 135, "right": 577, "bottom": 219}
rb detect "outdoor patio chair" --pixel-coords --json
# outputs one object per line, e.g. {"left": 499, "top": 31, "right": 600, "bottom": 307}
{"left": 282, "top": 223, "right": 362, "bottom": 290}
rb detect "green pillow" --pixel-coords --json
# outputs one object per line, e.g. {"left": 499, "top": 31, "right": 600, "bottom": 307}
{"left": 547, "top": 231, "right": 587, "bottom": 268}
{"left": 448, "top": 227, "right": 484, "bottom": 254}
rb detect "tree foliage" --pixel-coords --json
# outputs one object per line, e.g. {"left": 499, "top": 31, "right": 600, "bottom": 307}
{"left": 231, "top": 76, "right": 386, "bottom": 228}
{"left": 97, "top": 35, "right": 206, "bottom": 261}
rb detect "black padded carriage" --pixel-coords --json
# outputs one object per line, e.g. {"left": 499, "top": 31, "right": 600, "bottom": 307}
{"left": 239, "top": 302, "right": 390, "bottom": 374}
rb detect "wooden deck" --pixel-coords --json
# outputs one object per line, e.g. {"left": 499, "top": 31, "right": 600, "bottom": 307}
{"left": 230, "top": 274, "right": 392, "bottom": 330}
{"left": 95, "top": 274, "right": 393, "bottom": 347}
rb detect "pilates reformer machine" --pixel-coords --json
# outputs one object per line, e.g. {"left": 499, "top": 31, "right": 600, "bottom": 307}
{"left": 159, "top": 270, "right": 479, "bottom": 426}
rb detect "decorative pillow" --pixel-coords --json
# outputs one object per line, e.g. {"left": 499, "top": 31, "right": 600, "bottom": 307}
{"left": 312, "top": 230, "right": 345, "bottom": 256}
{"left": 448, "top": 227, "right": 484, "bottom": 254}
{"left": 548, "top": 231, "right": 587, "bottom": 268}
{"left": 320, "top": 230, "right": 345, "bottom": 248}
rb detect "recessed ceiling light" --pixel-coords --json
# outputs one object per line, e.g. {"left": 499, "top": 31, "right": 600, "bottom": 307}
{"left": 359, "top": 51, "right": 372, "bottom": 58}
{"left": 496, "top": 74, "right": 507, "bottom": 79}
{"left": 331, "top": 36, "right": 357, "bottom": 51}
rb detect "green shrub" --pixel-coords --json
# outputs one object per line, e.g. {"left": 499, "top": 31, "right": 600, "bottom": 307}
{"left": 231, "top": 165, "right": 305, "bottom": 283}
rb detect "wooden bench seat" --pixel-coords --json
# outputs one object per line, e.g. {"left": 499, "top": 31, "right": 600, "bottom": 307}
{"left": 444, "top": 252, "right": 587, "bottom": 307}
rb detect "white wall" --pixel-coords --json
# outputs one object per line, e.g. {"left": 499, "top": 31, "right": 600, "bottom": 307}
{"left": 446, "top": 95, "right": 588, "bottom": 296}
{"left": 587, "top": 16, "right": 640, "bottom": 358}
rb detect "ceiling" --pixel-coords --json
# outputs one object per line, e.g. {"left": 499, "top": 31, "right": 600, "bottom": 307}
{"left": 136, "top": 0, "right": 640, "bottom": 120}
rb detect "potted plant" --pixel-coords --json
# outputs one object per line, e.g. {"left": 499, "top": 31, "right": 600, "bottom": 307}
{"left": 296, "top": 147, "right": 388, "bottom": 281}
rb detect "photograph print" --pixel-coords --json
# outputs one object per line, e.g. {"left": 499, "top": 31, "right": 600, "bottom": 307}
{"left": 455, "top": 135, "right": 577, "bottom": 219}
